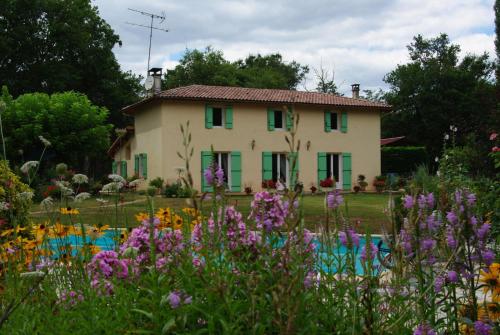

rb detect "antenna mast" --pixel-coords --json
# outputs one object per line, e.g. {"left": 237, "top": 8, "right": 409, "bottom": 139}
{"left": 126, "top": 8, "right": 169, "bottom": 74}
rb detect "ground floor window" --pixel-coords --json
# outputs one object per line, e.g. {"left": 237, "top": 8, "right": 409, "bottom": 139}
{"left": 271, "top": 153, "right": 288, "bottom": 185}
{"left": 202, "top": 151, "right": 241, "bottom": 192}
{"left": 213, "top": 152, "right": 231, "bottom": 188}
{"left": 326, "top": 153, "right": 341, "bottom": 188}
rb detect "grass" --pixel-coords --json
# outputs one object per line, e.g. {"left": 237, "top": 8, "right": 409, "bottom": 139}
{"left": 30, "top": 192, "right": 394, "bottom": 233}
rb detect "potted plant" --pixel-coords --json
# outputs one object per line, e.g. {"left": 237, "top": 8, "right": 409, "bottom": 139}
{"left": 310, "top": 184, "right": 317, "bottom": 195}
{"left": 319, "top": 177, "right": 335, "bottom": 192}
{"left": 353, "top": 185, "right": 361, "bottom": 193}
{"left": 357, "top": 174, "right": 368, "bottom": 191}
{"left": 244, "top": 185, "right": 253, "bottom": 195}
{"left": 261, "top": 180, "right": 276, "bottom": 190}
{"left": 373, "top": 175, "right": 386, "bottom": 193}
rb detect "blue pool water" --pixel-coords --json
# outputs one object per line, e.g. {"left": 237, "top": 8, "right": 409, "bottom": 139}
{"left": 47, "top": 231, "right": 389, "bottom": 275}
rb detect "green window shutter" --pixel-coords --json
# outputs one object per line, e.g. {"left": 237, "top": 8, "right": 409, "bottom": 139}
{"left": 134, "top": 155, "right": 139, "bottom": 176}
{"left": 225, "top": 106, "right": 233, "bottom": 129}
{"left": 289, "top": 152, "right": 299, "bottom": 187}
{"left": 267, "top": 108, "right": 275, "bottom": 131}
{"left": 121, "top": 161, "right": 127, "bottom": 178}
{"left": 341, "top": 111, "right": 348, "bottom": 133}
{"left": 141, "top": 153, "right": 148, "bottom": 179}
{"left": 112, "top": 161, "right": 117, "bottom": 174}
{"left": 317, "top": 152, "right": 327, "bottom": 185}
{"left": 286, "top": 109, "right": 293, "bottom": 130}
{"left": 201, "top": 151, "right": 213, "bottom": 192}
{"left": 205, "top": 105, "right": 213, "bottom": 129}
{"left": 342, "top": 153, "right": 352, "bottom": 190}
{"left": 230, "top": 151, "right": 241, "bottom": 192}
{"left": 262, "top": 152, "right": 273, "bottom": 181}
{"left": 324, "top": 111, "right": 331, "bottom": 132}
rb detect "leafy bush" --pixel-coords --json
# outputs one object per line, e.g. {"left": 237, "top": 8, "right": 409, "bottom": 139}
{"left": 163, "top": 182, "right": 191, "bottom": 198}
{"left": 0, "top": 160, "right": 32, "bottom": 232}
{"left": 381, "top": 146, "right": 428, "bottom": 175}
{"left": 149, "top": 177, "right": 164, "bottom": 191}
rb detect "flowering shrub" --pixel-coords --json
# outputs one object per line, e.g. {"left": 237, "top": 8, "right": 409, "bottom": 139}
{"left": 319, "top": 177, "right": 334, "bottom": 187}
{"left": 261, "top": 179, "right": 276, "bottom": 189}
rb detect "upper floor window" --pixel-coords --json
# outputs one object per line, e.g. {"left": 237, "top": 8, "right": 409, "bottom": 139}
{"left": 205, "top": 105, "right": 233, "bottom": 129}
{"left": 274, "top": 110, "right": 284, "bottom": 129}
{"left": 325, "top": 111, "right": 348, "bottom": 133}
{"left": 330, "top": 112, "right": 339, "bottom": 130}
{"left": 267, "top": 108, "right": 291, "bottom": 131}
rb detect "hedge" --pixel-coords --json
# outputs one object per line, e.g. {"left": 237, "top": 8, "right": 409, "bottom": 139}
{"left": 381, "top": 146, "right": 428, "bottom": 175}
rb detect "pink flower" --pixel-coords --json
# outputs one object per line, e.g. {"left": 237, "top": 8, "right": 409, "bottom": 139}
{"left": 490, "top": 133, "right": 498, "bottom": 141}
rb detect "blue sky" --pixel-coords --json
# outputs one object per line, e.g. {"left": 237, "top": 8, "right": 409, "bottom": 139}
{"left": 92, "top": 0, "right": 496, "bottom": 95}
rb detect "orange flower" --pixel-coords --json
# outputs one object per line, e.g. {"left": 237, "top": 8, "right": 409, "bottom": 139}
{"left": 135, "top": 212, "right": 150, "bottom": 222}
{"left": 50, "top": 222, "right": 76, "bottom": 238}
{"left": 173, "top": 214, "right": 183, "bottom": 230}
{"left": 480, "top": 263, "right": 500, "bottom": 298}
{"left": 32, "top": 222, "right": 50, "bottom": 241}
{"left": 87, "top": 225, "right": 109, "bottom": 239}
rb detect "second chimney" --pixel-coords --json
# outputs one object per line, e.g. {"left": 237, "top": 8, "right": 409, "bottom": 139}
{"left": 351, "top": 84, "right": 360, "bottom": 99}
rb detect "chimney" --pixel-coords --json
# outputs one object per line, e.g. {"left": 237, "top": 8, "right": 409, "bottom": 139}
{"left": 351, "top": 84, "right": 360, "bottom": 99}
{"left": 147, "top": 68, "right": 163, "bottom": 95}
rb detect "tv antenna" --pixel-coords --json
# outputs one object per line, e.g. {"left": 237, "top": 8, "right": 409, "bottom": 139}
{"left": 126, "top": 8, "right": 169, "bottom": 75}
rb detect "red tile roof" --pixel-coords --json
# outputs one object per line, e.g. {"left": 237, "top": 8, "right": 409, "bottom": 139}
{"left": 380, "top": 136, "right": 405, "bottom": 146}
{"left": 123, "top": 85, "right": 390, "bottom": 114}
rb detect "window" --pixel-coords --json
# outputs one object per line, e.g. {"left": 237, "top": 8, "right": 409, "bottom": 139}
{"left": 135, "top": 154, "right": 148, "bottom": 179}
{"left": 330, "top": 112, "right": 339, "bottom": 130}
{"left": 326, "top": 153, "right": 341, "bottom": 188}
{"left": 125, "top": 145, "right": 131, "bottom": 160}
{"left": 213, "top": 152, "right": 230, "bottom": 188}
{"left": 274, "top": 110, "right": 284, "bottom": 129}
{"left": 212, "top": 107, "right": 224, "bottom": 127}
{"left": 271, "top": 153, "right": 288, "bottom": 185}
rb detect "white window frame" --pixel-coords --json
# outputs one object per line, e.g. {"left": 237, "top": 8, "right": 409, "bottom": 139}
{"left": 330, "top": 112, "right": 340, "bottom": 131}
{"left": 212, "top": 107, "right": 225, "bottom": 128}
{"left": 273, "top": 153, "right": 289, "bottom": 187}
{"left": 213, "top": 152, "right": 232, "bottom": 190}
{"left": 327, "top": 153, "right": 342, "bottom": 189}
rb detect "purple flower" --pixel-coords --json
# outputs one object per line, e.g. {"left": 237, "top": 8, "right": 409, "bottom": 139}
{"left": 203, "top": 167, "right": 214, "bottom": 186}
{"left": 413, "top": 323, "right": 436, "bottom": 335}
{"left": 421, "top": 238, "right": 436, "bottom": 252}
{"left": 304, "top": 271, "right": 318, "bottom": 289}
{"left": 447, "top": 270, "right": 458, "bottom": 283}
{"left": 403, "top": 195, "right": 414, "bottom": 209}
{"left": 482, "top": 249, "right": 495, "bottom": 266}
{"left": 167, "top": 291, "right": 182, "bottom": 309}
{"left": 360, "top": 242, "right": 378, "bottom": 262}
{"left": 476, "top": 224, "right": 490, "bottom": 241}
{"left": 426, "top": 193, "right": 435, "bottom": 208}
{"left": 446, "top": 211, "right": 458, "bottom": 225}
{"left": 467, "top": 193, "right": 476, "bottom": 206}
{"left": 215, "top": 165, "right": 224, "bottom": 186}
{"left": 446, "top": 227, "right": 457, "bottom": 249}
{"left": 327, "top": 191, "right": 343, "bottom": 209}
{"left": 434, "top": 276, "right": 445, "bottom": 293}
{"left": 339, "top": 231, "right": 347, "bottom": 246}
{"left": 474, "top": 321, "right": 492, "bottom": 335}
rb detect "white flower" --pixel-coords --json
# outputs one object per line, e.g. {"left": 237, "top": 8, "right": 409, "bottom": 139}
{"left": 74, "top": 192, "right": 91, "bottom": 202}
{"left": 102, "top": 182, "right": 124, "bottom": 193}
{"left": 436, "top": 170, "right": 440, "bottom": 177}
{"left": 128, "top": 179, "right": 142, "bottom": 187}
{"left": 0, "top": 201, "right": 10, "bottom": 211}
{"left": 445, "top": 155, "right": 449, "bottom": 160}
{"left": 434, "top": 157, "right": 439, "bottom": 162}
{"left": 55, "top": 181, "right": 74, "bottom": 196}
{"left": 72, "top": 174, "right": 89, "bottom": 184}
{"left": 17, "top": 191, "right": 34, "bottom": 201}
{"left": 39, "top": 136, "right": 51, "bottom": 147}
{"left": 444, "top": 134, "right": 449, "bottom": 140}
{"left": 40, "top": 196, "right": 54, "bottom": 210}
{"left": 108, "top": 174, "right": 126, "bottom": 183}
{"left": 453, "top": 126, "right": 458, "bottom": 132}
{"left": 20, "top": 161, "right": 39, "bottom": 174}
{"left": 450, "top": 125, "right": 454, "bottom": 131}
{"left": 96, "top": 198, "right": 109, "bottom": 204}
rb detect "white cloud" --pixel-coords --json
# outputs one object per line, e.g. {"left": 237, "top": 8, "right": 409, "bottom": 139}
{"left": 92, "top": 0, "right": 495, "bottom": 95}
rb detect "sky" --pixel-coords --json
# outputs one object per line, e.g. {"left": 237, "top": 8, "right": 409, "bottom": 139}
{"left": 92, "top": 0, "right": 496, "bottom": 95}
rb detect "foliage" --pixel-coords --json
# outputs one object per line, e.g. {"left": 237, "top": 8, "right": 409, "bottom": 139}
{"left": 0, "top": 160, "right": 32, "bottom": 233}
{"left": 148, "top": 177, "right": 164, "bottom": 191}
{"left": 163, "top": 182, "right": 191, "bottom": 198}
{"left": 383, "top": 34, "right": 498, "bottom": 173}
{"left": 0, "top": 0, "right": 142, "bottom": 127}
{"left": 313, "top": 65, "right": 339, "bottom": 94}
{"left": 382, "top": 146, "right": 428, "bottom": 175}
{"left": 163, "top": 47, "right": 309, "bottom": 90}
{"left": 0, "top": 89, "right": 111, "bottom": 174}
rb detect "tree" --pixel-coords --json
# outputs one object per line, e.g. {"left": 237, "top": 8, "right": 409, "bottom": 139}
{"left": 313, "top": 65, "right": 338, "bottom": 94}
{"left": 383, "top": 34, "right": 498, "bottom": 174}
{"left": 1, "top": 87, "right": 111, "bottom": 175}
{"left": 164, "top": 47, "right": 309, "bottom": 90}
{"left": 0, "top": 0, "right": 142, "bottom": 127}
{"left": 495, "top": 0, "right": 500, "bottom": 86}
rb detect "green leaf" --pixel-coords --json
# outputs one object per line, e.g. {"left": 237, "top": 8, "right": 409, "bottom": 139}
{"left": 131, "top": 308, "right": 154, "bottom": 321}
{"left": 161, "top": 318, "right": 176, "bottom": 334}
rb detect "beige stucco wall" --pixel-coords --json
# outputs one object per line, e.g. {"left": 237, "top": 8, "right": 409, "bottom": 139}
{"left": 115, "top": 100, "right": 381, "bottom": 192}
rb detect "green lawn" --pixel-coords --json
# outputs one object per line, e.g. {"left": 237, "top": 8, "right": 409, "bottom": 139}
{"left": 30, "top": 192, "right": 393, "bottom": 233}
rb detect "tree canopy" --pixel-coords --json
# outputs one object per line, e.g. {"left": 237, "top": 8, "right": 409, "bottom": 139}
{"left": 0, "top": 0, "right": 142, "bottom": 127}
{"left": 383, "top": 34, "right": 498, "bottom": 173}
{"left": 163, "top": 47, "right": 309, "bottom": 90}
{"left": 0, "top": 87, "right": 111, "bottom": 174}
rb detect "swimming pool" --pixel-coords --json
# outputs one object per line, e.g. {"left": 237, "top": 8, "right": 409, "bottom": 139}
{"left": 47, "top": 231, "right": 388, "bottom": 275}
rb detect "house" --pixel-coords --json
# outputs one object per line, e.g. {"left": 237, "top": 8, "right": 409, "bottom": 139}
{"left": 108, "top": 84, "right": 390, "bottom": 192}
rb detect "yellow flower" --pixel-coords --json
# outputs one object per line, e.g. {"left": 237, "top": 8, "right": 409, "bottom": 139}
{"left": 87, "top": 225, "right": 109, "bottom": 239}
{"left": 173, "top": 214, "right": 183, "bottom": 230}
{"left": 32, "top": 222, "right": 50, "bottom": 241}
{"left": 459, "top": 323, "right": 474, "bottom": 335}
{"left": 480, "top": 263, "right": 500, "bottom": 298}
{"left": 0, "top": 226, "right": 26, "bottom": 237}
{"left": 60, "top": 207, "right": 80, "bottom": 215}
{"left": 135, "top": 212, "right": 150, "bottom": 222}
{"left": 82, "top": 244, "right": 101, "bottom": 255}
{"left": 49, "top": 222, "right": 76, "bottom": 238}
{"left": 119, "top": 230, "right": 129, "bottom": 243}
